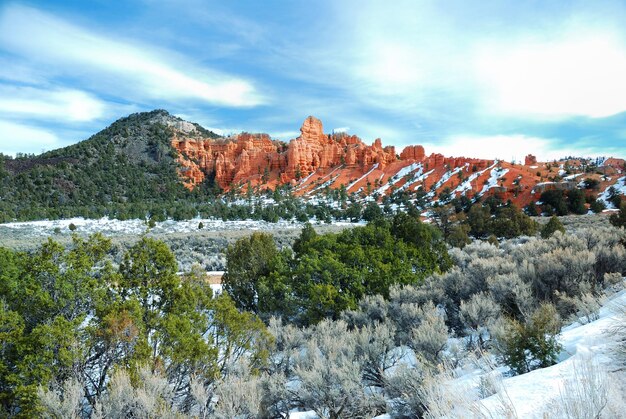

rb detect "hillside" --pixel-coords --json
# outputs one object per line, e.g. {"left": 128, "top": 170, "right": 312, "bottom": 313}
{"left": 174, "top": 115, "right": 626, "bottom": 211}
{"left": 0, "top": 110, "right": 221, "bottom": 222}
{"left": 0, "top": 109, "right": 625, "bottom": 222}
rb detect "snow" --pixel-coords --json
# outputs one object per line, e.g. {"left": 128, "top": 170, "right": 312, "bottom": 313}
{"left": 0, "top": 216, "right": 316, "bottom": 238}
{"left": 375, "top": 163, "right": 421, "bottom": 194}
{"left": 424, "top": 167, "right": 464, "bottom": 199}
{"left": 477, "top": 165, "right": 509, "bottom": 197}
{"left": 562, "top": 173, "right": 583, "bottom": 181}
{"left": 453, "top": 162, "right": 497, "bottom": 196}
{"left": 346, "top": 163, "right": 379, "bottom": 192}
{"left": 477, "top": 288, "right": 626, "bottom": 418}
{"left": 284, "top": 284, "right": 625, "bottom": 419}
{"left": 210, "top": 284, "right": 223, "bottom": 295}
{"left": 294, "top": 170, "right": 317, "bottom": 191}
{"left": 388, "top": 163, "right": 421, "bottom": 183}
{"left": 399, "top": 168, "right": 435, "bottom": 192}
{"left": 306, "top": 174, "right": 340, "bottom": 195}
{"left": 597, "top": 176, "right": 626, "bottom": 208}
{"left": 289, "top": 411, "right": 317, "bottom": 419}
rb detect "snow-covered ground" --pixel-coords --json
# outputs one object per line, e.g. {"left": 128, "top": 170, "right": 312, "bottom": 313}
{"left": 425, "top": 166, "right": 465, "bottom": 199}
{"left": 563, "top": 173, "right": 583, "bottom": 181}
{"left": 347, "top": 163, "right": 379, "bottom": 192}
{"left": 477, "top": 288, "right": 626, "bottom": 418}
{"left": 0, "top": 217, "right": 310, "bottom": 238}
{"left": 454, "top": 162, "right": 497, "bottom": 196}
{"left": 478, "top": 165, "right": 508, "bottom": 197}
{"left": 375, "top": 163, "right": 422, "bottom": 195}
{"left": 288, "top": 287, "right": 626, "bottom": 419}
{"left": 399, "top": 168, "right": 434, "bottom": 193}
{"left": 598, "top": 176, "right": 626, "bottom": 208}
{"left": 306, "top": 174, "right": 340, "bottom": 195}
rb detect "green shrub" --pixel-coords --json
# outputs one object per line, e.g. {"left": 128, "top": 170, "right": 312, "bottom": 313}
{"left": 609, "top": 202, "right": 626, "bottom": 228}
{"left": 541, "top": 215, "right": 565, "bottom": 238}
{"left": 493, "top": 303, "right": 562, "bottom": 374}
{"left": 590, "top": 199, "right": 606, "bottom": 213}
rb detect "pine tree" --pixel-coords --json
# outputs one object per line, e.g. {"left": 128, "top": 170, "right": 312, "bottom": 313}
{"left": 609, "top": 202, "right": 626, "bottom": 228}
{"left": 541, "top": 215, "right": 565, "bottom": 238}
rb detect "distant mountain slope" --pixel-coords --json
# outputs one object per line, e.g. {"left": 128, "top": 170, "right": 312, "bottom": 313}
{"left": 0, "top": 109, "right": 624, "bottom": 222}
{"left": 0, "top": 110, "right": 221, "bottom": 222}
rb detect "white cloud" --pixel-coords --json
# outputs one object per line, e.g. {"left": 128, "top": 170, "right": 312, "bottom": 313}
{"left": 475, "top": 33, "right": 626, "bottom": 118}
{"left": 0, "top": 120, "right": 60, "bottom": 155}
{"left": 332, "top": 127, "right": 350, "bottom": 133}
{"left": 0, "top": 86, "right": 105, "bottom": 122}
{"left": 420, "top": 134, "right": 566, "bottom": 162}
{"left": 0, "top": 4, "right": 262, "bottom": 107}
{"left": 269, "top": 130, "right": 299, "bottom": 140}
{"left": 284, "top": 1, "right": 626, "bottom": 124}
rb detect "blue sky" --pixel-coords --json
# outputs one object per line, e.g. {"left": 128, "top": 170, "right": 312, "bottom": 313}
{"left": 1, "top": 0, "right": 625, "bottom": 161}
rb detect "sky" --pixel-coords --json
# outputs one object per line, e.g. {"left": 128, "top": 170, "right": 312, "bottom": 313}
{"left": 1, "top": 0, "right": 626, "bottom": 161}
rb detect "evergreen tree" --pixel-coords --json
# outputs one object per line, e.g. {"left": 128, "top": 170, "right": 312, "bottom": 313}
{"left": 541, "top": 215, "right": 565, "bottom": 239}
{"left": 222, "top": 233, "right": 279, "bottom": 313}
{"left": 609, "top": 202, "right": 626, "bottom": 228}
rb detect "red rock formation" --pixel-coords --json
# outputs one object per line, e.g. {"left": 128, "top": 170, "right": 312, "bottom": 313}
{"left": 173, "top": 116, "right": 398, "bottom": 189}
{"left": 171, "top": 116, "right": 560, "bottom": 208}
{"left": 525, "top": 154, "right": 537, "bottom": 165}
{"left": 400, "top": 145, "right": 425, "bottom": 161}
{"left": 172, "top": 132, "right": 284, "bottom": 189}
{"left": 282, "top": 116, "right": 396, "bottom": 177}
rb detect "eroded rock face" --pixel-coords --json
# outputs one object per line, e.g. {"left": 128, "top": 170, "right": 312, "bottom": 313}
{"left": 173, "top": 116, "right": 397, "bottom": 189}
{"left": 172, "top": 116, "right": 501, "bottom": 198}
{"left": 400, "top": 145, "right": 425, "bottom": 161}
{"left": 173, "top": 132, "right": 283, "bottom": 189}
{"left": 525, "top": 154, "right": 537, "bottom": 166}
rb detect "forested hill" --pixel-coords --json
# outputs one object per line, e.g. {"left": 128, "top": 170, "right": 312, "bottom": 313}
{"left": 0, "top": 110, "right": 221, "bottom": 222}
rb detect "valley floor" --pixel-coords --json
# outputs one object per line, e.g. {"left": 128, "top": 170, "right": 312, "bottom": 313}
{"left": 0, "top": 217, "right": 359, "bottom": 271}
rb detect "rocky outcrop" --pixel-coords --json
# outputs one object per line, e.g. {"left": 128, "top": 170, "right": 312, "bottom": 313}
{"left": 172, "top": 132, "right": 286, "bottom": 189}
{"left": 173, "top": 116, "right": 396, "bottom": 189}
{"left": 282, "top": 117, "right": 396, "bottom": 178}
{"left": 400, "top": 145, "right": 425, "bottom": 161}
{"left": 525, "top": 154, "right": 537, "bottom": 165}
{"left": 171, "top": 116, "right": 543, "bottom": 209}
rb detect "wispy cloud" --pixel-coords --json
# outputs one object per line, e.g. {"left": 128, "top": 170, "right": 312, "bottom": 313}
{"left": 0, "top": 4, "right": 263, "bottom": 108}
{"left": 475, "top": 32, "right": 626, "bottom": 119}
{"left": 0, "top": 120, "right": 60, "bottom": 155}
{"left": 276, "top": 1, "right": 626, "bottom": 124}
{"left": 0, "top": 85, "right": 106, "bottom": 122}
{"left": 0, "top": 1, "right": 625, "bottom": 159}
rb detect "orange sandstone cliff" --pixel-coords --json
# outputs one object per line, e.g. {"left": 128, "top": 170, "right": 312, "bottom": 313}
{"left": 173, "top": 116, "right": 397, "bottom": 190}
{"left": 171, "top": 116, "right": 626, "bottom": 208}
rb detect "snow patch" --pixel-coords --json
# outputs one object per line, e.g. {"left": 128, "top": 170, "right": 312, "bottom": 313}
{"left": 476, "top": 165, "right": 508, "bottom": 197}
{"left": 346, "top": 164, "right": 379, "bottom": 192}
{"left": 425, "top": 166, "right": 465, "bottom": 199}
{"left": 0, "top": 217, "right": 315, "bottom": 238}
{"left": 597, "top": 176, "right": 626, "bottom": 208}
{"left": 375, "top": 163, "right": 421, "bottom": 195}
{"left": 562, "top": 173, "right": 583, "bottom": 181}
{"left": 477, "top": 288, "right": 626, "bottom": 418}
{"left": 453, "top": 162, "right": 498, "bottom": 196}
